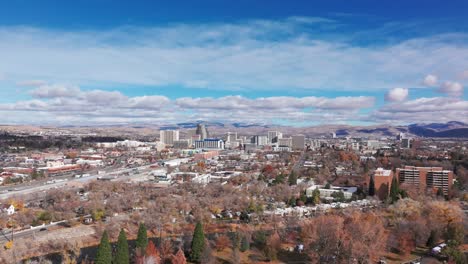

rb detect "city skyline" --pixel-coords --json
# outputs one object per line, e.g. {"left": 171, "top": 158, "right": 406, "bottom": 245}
{"left": 0, "top": 1, "right": 467, "bottom": 126}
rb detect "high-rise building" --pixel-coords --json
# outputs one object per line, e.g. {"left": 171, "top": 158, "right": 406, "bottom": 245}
{"left": 401, "top": 138, "right": 411, "bottom": 149}
{"left": 291, "top": 135, "right": 305, "bottom": 150}
{"left": 278, "top": 137, "right": 292, "bottom": 147}
{"left": 160, "top": 130, "right": 179, "bottom": 145}
{"left": 396, "top": 166, "right": 453, "bottom": 195}
{"left": 226, "top": 132, "right": 237, "bottom": 142}
{"left": 268, "top": 131, "right": 282, "bottom": 143}
{"left": 332, "top": 132, "right": 337, "bottom": 139}
{"left": 252, "top": 135, "right": 268, "bottom": 146}
{"left": 196, "top": 124, "right": 209, "bottom": 140}
{"left": 194, "top": 139, "right": 225, "bottom": 150}
{"left": 372, "top": 168, "right": 393, "bottom": 200}
{"left": 397, "top": 132, "right": 405, "bottom": 141}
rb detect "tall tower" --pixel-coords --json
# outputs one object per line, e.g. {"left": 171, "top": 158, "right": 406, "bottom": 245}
{"left": 160, "top": 130, "right": 179, "bottom": 145}
{"left": 196, "top": 124, "right": 209, "bottom": 140}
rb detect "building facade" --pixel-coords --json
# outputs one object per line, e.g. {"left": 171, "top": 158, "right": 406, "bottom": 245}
{"left": 396, "top": 166, "right": 453, "bottom": 195}
{"left": 194, "top": 139, "right": 225, "bottom": 150}
{"left": 160, "top": 130, "right": 180, "bottom": 145}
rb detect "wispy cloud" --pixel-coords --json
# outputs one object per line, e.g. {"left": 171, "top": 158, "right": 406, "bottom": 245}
{"left": 0, "top": 18, "right": 467, "bottom": 91}
{"left": 370, "top": 97, "right": 468, "bottom": 123}
{"left": 438, "top": 81, "right": 464, "bottom": 97}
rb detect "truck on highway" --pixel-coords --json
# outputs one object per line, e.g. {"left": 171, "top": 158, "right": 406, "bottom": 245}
{"left": 75, "top": 173, "right": 91, "bottom": 178}
{"left": 46, "top": 179, "right": 68, "bottom": 184}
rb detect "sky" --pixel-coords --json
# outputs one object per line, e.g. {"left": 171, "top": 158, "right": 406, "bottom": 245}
{"left": 0, "top": 0, "right": 467, "bottom": 126}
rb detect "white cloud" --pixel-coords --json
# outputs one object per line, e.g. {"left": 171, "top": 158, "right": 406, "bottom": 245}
{"left": 0, "top": 19, "right": 467, "bottom": 91}
{"left": 0, "top": 87, "right": 374, "bottom": 125}
{"left": 30, "top": 84, "right": 81, "bottom": 98}
{"left": 438, "top": 81, "right": 463, "bottom": 96}
{"left": 384, "top": 88, "right": 408, "bottom": 102}
{"left": 423, "top": 74, "right": 438, "bottom": 87}
{"left": 17, "top": 80, "right": 47, "bottom": 87}
{"left": 370, "top": 97, "right": 468, "bottom": 123}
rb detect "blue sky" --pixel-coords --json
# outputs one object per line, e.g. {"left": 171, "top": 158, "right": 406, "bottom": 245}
{"left": 0, "top": 1, "right": 467, "bottom": 126}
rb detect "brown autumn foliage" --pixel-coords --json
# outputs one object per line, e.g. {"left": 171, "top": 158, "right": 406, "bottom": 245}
{"left": 146, "top": 241, "right": 161, "bottom": 263}
{"left": 301, "top": 211, "right": 387, "bottom": 263}
{"left": 171, "top": 248, "right": 187, "bottom": 264}
{"left": 215, "top": 235, "right": 232, "bottom": 251}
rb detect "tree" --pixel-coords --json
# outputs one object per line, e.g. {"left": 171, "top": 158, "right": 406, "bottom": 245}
{"left": 240, "top": 235, "right": 250, "bottom": 252}
{"left": 190, "top": 222, "right": 206, "bottom": 263}
{"left": 390, "top": 176, "right": 400, "bottom": 203}
{"left": 145, "top": 241, "right": 161, "bottom": 262}
{"left": 368, "top": 176, "right": 375, "bottom": 196}
{"left": 172, "top": 248, "right": 187, "bottom": 264}
{"left": 231, "top": 248, "right": 241, "bottom": 264}
{"left": 215, "top": 235, "right": 232, "bottom": 251}
{"left": 324, "top": 183, "right": 331, "bottom": 189}
{"left": 264, "top": 232, "right": 281, "bottom": 261}
{"left": 288, "top": 171, "right": 297, "bottom": 186}
{"left": 331, "top": 191, "right": 345, "bottom": 202}
{"left": 426, "top": 230, "right": 439, "bottom": 248}
{"left": 253, "top": 231, "right": 267, "bottom": 250}
{"left": 95, "top": 231, "right": 112, "bottom": 264}
{"left": 311, "top": 188, "right": 321, "bottom": 205}
{"left": 136, "top": 223, "right": 148, "bottom": 253}
{"left": 443, "top": 240, "right": 467, "bottom": 264}
{"left": 114, "top": 229, "right": 129, "bottom": 264}
{"left": 436, "top": 187, "right": 444, "bottom": 197}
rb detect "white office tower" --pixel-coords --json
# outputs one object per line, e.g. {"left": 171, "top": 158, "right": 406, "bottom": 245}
{"left": 401, "top": 138, "right": 411, "bottom": 149}
{"left": 195, "top": 139, "right": 225, "bottom": 150}
{"left": 397, "top": 132, "right": 405, "bottom": 141}
{"left": 332, "top": 132, "right": 337, "bottom": 139}
{"left": 292, "top": 135, "right": 305, "bottom": 150}
{"left": 160, "top": 130, "right": 180, "bottom": 145}
{"left": 310, "top": 140, "right": 321, "bottom": 149}
{"left": 268, "top": 131, "right": 283, "bottom": 143}
{"left": 278, "top": 137, "right": 292, "bottom": 147}
{"left": 226, "top": 132, "right": 237, "bottom": 143}
{"left": 253, "top": 135, "right": 268, "bottom": 146}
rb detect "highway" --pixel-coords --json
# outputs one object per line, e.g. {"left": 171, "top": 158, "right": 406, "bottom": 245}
{"left": 0, "top": 164, "right": 154, "bottom": 200}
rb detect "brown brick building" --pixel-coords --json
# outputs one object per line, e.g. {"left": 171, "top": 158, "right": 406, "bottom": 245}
{"left": 372, "top": 168, "right": 393, "bottom": 200}
{"left": 396, "top": 166, "right": 453, "bottom": 195}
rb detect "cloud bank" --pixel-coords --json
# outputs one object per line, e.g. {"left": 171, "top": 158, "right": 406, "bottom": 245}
{"left": 0, "top": 18, "right": 467, "bottom": 91}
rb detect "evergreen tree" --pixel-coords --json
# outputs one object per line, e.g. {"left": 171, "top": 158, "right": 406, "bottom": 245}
{"left": 368, "top": 175, "right": 375, "bottom": 196}
{"left": 300, "top": 191, "right": 307, "bottom": 204}
{"left": 312, "top": 188, "right": 321, "bottom": 205}
{"left": 389, "top": 176, "right": 399, "bottom": 203}
{"left": 114, "top": 229, "right": 129, "bottom": 264}
{"left": 95, "top": 231, "right": 112, "bottom": 264}
{"left": 240, "top": 235, "right": 250, "bottom": 252}
{"left": 190, "top": 221, "right": 206, "bottom": 263}
{"left": 136, "top": 223, "right": 148, "bottom": 253}
{"left": 273, "top": 174, "right": 285, "bottom": 185}
{"left": 426, "top": 230, "right": 438, "bottom": 247}
{"left": 288, "top": 171, "right": 297, "bottom": 186}
{"left": 437, "top": 187, "right": 444, "bottom": 197}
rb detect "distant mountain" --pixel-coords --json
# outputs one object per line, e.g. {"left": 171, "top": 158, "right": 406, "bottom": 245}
{"left": 325, "top": 121, "right": 468, "bottom": 138}
{"left": 407, "top": 121, "right": 468, "bottom": 138}
{"left": 232, "top": 122, "right": 270, "bottom": 128}
{"left": 410, "top": 121, "right": 467, "bottom": 131}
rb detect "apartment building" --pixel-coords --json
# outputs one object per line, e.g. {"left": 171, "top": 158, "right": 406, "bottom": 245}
{"left": 396, "top": 166, "right": 453, "bottom": 195}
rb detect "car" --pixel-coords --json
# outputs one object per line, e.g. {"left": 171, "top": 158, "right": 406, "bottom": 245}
{"left": 39, "top": 227, "right": 47, "bottom": 232}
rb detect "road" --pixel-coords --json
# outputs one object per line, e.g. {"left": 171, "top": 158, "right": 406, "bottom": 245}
{"left": 0, "top": 164, "right": 154, "bottom": 200}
